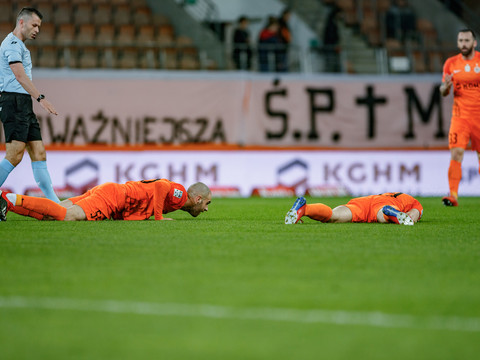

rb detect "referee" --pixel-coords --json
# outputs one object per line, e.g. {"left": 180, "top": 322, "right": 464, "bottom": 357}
{"left": 0, "top": 7, "right": 59, "bottom": 202}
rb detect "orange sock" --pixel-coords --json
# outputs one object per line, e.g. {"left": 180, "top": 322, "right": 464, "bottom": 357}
{"left": 20, "top": 195, "right": 67, "bottom": 221}
{"left": 448, "top": 160, "right": 462, "bottom": 198}
{"left": 305, "top": 203, "right": 333, "bottom": 222}
{"left": 12, "top": 205, "right": 44, "bottom": 220}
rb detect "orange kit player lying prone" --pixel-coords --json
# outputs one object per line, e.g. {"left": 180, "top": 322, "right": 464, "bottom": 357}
{"left": 285, "top": 192, "right": 423, "bottom": 226}
{"left": 0, "top": 179, "right": 211, "bottom": 221}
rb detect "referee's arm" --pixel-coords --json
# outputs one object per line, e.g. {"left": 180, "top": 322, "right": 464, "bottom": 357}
{"left": 9, "top": 62, "right": 58, "bottom": 115}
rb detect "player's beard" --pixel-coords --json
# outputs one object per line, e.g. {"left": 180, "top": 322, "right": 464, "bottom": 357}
{"left": 460, "top": 44, "right": 474, "bottom": 57}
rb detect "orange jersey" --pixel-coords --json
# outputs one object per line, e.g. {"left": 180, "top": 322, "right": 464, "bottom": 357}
{"left": 70, "top": 179, "right": 188, "bottom": 221}
{"left": 345, "top": 192, "right": 423, "bottom": 223}
{"left": 442, "top": 52, "right": 480, "bottom": 117}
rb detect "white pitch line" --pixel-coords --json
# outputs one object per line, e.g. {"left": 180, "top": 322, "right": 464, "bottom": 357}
{"left": 1, "top": 296, "right": 479, "bottom": 333}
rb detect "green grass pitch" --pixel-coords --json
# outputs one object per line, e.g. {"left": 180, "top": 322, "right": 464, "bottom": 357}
{"left": 1, "top": 196, "right": 479, "bottom": 360}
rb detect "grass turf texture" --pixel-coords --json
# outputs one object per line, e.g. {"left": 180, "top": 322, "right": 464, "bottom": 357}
{"left": 1, "top": 196, "right": 479, "bottom": 360}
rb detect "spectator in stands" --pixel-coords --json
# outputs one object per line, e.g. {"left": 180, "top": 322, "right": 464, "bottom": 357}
{"left": 232, "top": 16, "right": 252, "bottom": 70}
{"left": 277, "top": 8, "right": 292, "bottom": 72}
{"left": 258, "top": 16, "right": 281, "bottom": 72}
{"left": 322, "top": 6, "right": 341, "bottom": 72}
{"left": 385, "top": 0, "right": 417, "bottom": 42}
{"left": 0, "top": 7, "right": 60, "bottom": 203}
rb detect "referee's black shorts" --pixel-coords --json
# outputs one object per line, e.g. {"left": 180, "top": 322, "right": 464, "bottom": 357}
{"left": 0, "top": 91, "right": 42, "bottom": 143}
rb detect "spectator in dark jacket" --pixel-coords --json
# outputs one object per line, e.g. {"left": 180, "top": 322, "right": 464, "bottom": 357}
{"left": 385, "top": 0, "right": 417, "bottom": 42}
{"left": 232, "top": 16, "right": 252, "bottom": 70}
{"left": 277, "top": 8, "right": 292, "bottom": 72}
{"left": 323, "top": 6, "right": 341, "bottom": 72}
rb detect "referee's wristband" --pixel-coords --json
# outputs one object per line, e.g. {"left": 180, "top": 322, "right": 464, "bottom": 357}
{"left": 37, "top": 94, "right": 45, "bottom": 102}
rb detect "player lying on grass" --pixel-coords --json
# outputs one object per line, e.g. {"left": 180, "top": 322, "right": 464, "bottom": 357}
{"left": 285, "top": 192, "right": 423, "bottom": 226}
{"left": 0, "top": 179, "right": 211, "bottom": 221}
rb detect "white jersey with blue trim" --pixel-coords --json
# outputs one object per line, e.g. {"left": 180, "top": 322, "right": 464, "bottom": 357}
{"left": 0, "top": 32, "right": 32, "bottom": 94}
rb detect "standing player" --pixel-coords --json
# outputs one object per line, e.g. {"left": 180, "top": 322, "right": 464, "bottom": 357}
{"left": 285, "top": 193, "right": 423, "bottom": 226}
{"left": 0, "top": 179, "right": 211, "bottom": 222}
{"left": 0, "top": 7, "right": 59, "bottom": 202}
{"left": 439, "top": 28, "right": 480, "bottom": 206}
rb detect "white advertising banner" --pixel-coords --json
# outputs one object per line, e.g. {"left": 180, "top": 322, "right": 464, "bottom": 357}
{"left": 247, "top": 76, "right": 451, "bottom": 147}
{"left": 1, "top": 150, "right": 479, "bottom": 197}
{"left": 0, "top": 71, "right": 453, "bottom": 148}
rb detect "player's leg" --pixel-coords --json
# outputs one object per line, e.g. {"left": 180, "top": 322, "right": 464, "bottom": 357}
{"left": 285, "top": 197, "right": 334, "bottom": 224}
{"left": 26, "top": 140, "right": 60, "bottom": 203}
{"left": 59, "top": 199, "right": 74, "bottom": 208}
{"left": 0, "top": 141, "right": 26, "bottom": 186}
{"left": 285, "top": 197, "right": 307, "bottom": 224}
{"left": 34, "top": 199, "right": 76, "bottom": 220}
{"left": 63, "top": 205, "right": 87, "bottom": 221}
{"left": 443, "top": 118, "right": 469, "bottom": 206}
{"left": 328, "top": 205, "right": 353, "bottom": 223}
{"left": 306, "top": 202, "right": 335, "bottom": 222}
{"left": 11, "top": 205, "right": 45, "bottom": 220}
{"left": 378, "top": 205, "right": 414, "bottom": 225}
{"left": 0, "top": 190, "right": 67, "bottom": 221}
{"left": 443, "top": 146, "right": 463, "bottom": 206}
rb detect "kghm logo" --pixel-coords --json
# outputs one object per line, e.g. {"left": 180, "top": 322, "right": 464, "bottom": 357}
{"left": 277, "top": 159, "right": 309, "bottom": 190}
{"left": 66, "top": 159, "right": 99, "bottom": 193}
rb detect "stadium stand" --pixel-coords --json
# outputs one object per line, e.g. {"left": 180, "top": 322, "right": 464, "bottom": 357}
{"left": 56, "top": 23, "right": 76, "bottom": 45}
{"left": 73, "top": 3, "right": 94, "bottom": 25}
{"left": 280, "top": 0, "right": 475, "bottom": 73}
{"left": 0, "top": 2, "right": 14, "bottom": 23}
{"left": 76, "top": 23, "right": 96, "bottom": 45}
{"left": 113, "top": 4, "right": 132, "bottom": 26}
{"left": 77, "top": 46, "right": 99, "bottom": 68}
{"left": 136, "top": 24, "right": 156, "bottom": 45}
{"left": 35, "top": 22, "right": 56, "bottom": 44}
{"left": 0, "top": 0, "right": 477, "bottom": 73}
{"left": 0, "top": 0, "right": 207, "bottom": 71}
{"left": 52, "top": 3, "right": 73, "bottom": 25}
{"left": 116, "top": 24, "right": 136, "bottom": 46}
{"left": 92, "top": 4, "right": 113, "bottom": 26}
{"left": 330, "top": 0, "right": 480, "bottom": 73}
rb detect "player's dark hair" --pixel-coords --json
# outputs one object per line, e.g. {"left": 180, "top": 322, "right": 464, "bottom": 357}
{"left": 459, "top": 28, "right": 476, "bottom": 39}
{"left": 17, "top": 7, "right": 43, "bottom": 23}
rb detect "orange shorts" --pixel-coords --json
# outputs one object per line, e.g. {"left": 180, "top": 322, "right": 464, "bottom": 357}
{"left": 448, "top": 116, "right": 480, "bottom": 151}
{"left": 69, "top": 182, "right": 125, "bottom": 221}
{"left": 344, "top": 195, "right": 397, "bottom": 223}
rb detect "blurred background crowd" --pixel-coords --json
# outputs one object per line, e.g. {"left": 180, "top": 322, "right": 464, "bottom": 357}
{"left": 0, "top": 0, "right": 478, "bottom": 74}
